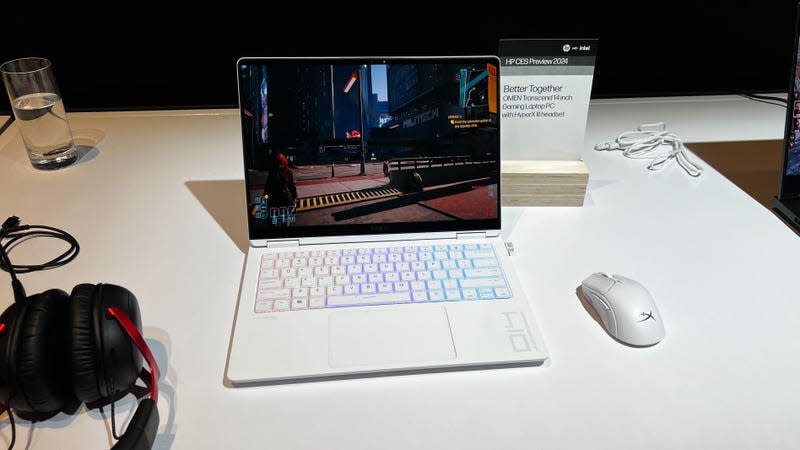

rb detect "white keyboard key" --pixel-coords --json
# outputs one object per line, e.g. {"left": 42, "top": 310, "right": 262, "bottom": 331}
{"left": 478, "top": 288, "right": 494, "bottom": 299}
{"left": 445, "top": 289, "right": 461, "bottom": 301}
{"left": 295, "top": 251, "right": 309, "bottom": 258}
{"left": 472, "top": 259, "right": 497, "bottom": 267}
{"left": 314, "top": 266, "right": 330, "bottom": 276}
{"left": 331, "top": 266, "right": 346, "bottom": 275}
{"left": 479, "top": 243, "right": 491, "bottom": 249}
{"left": 433, "top": 270, "right": 448, "bottom": 280}
{"left": 464, "top": 268, "right": 502, "bottom": 278}
{"left": 258, "top": 279, "right": 282, "bottom": 289}
{"left": 385, "top": 272, "right": 400, "bottom": 282}
{"left": 426, "top": 261, "right": 442, "bottom": 270}
{"left": 341, "top": 255, "right": 356, "bottom": 265}
{"left": 403, "top": 253, "right": 418, "bottom": 261}
{"left": 449, "top": 251, "right": 464, "bottom": 259}
{"left": 401, "top": 271, "right": 416, "bottom": 281}
{"left": 457, "top": 259, "right": 472, "bottom": 269}
{"left": 442, "top": 261, "right": 457, "bottom": 270}
{"left": 428, "top": 290, "right": 445, "bottom": 301}
{"left": 311, "top": 250, "right": 326, "bottom": 257}
{"left": 278, "top": 252, "right": 294, "bottom": 259}
{"left": 390, "top": 246, "right": 403, "bottom": 253}
{"left": 274, "top": 299, "right": 290, "bottom": 311}
{"left": 358, "top": 248, "right": 372, "bottom": 254}
{"left": 327, "top": 285, "right": 343, "bottom": 295}
{"left": 254, "top": 301, "right": 273, "bottom": 313}
{"left": 411, "top": 261, "right": 426, "bottom": 271}
{"left": 292, "top": 258, "right": 307, "bottom": 267}
{"left": 364, "top": 263, "right": 378, "bottom": 273}
{"left": 262, "top": 253, "right": 278, "bottom": 260}
{"left": 419, "top": 245, "right": 433, "bottom": 252}
{"left": 281, "top": 268, "right": 297, "bottom": 278}
{"left": 308, "top": 257, "right": 323, "bottom": 266}
{"left": 260, "top": 269, "right": 279, "bottom": 280}
{"left": 443, "top": 279, "right": 458, "bottom": 289}
{"left": 435, "top": 245, "right": 448, "bottom": 251}
{"left": 291, "top": 297, "right": 309, "bottom": 310}
{"left": 396, "top": 262, "right": 410, "bottom": 272}
{"left": 394, "top": 281, "right": 409, "bottom": 292}
{"left": 293, "top": 288, "right": 309, "bottom": 298}
{"left": 347, "top": 264, "right": 363, "bottom": 274}
{"left": 344, "top": 285, "right": 359, "bottom": 295}
{"left": 257, "top": 289, "right": 290, "bottom": 301}
{"left": 380, "top": 262, "right": 395, "bottom": 272}
{"left": 275, "top": 259, "right": 291, "bottom": 268}
{"left": 374, "top": 247, "right": 387, "bottom": 254}
{"left": 309, "top": 296, "right": 325, "bottom": 308}
{"left": 318, "top": 276, "right": 334, "bottom": 286}
{"left": 448, "top": 269, "right": 463, "bottom": 279}
{"left": 427, "top": 280, "right": 442, "bottom": 290}
{"left": 310, "top": 287, "right": 326, "bottom": 296}
{"left": 352, "top": 274, "right": 367, "bottom": 283}
{"left": 369, "top": 273, "right": 383, "bottom": 283}
{"left": 298, "top": 267, "right": 313, "bottom": 277}
{"left": 324, "top": 257, "right": 338, "bottom": 265}
{"left": 327, "top": 292, "right": 411, "bottom": 307}
{"left": 419, "top": 252, "right": 433, "bottom": 261}
{"left": 343, "top": 249, "right": 356, "bottom": 255}
{"left": 378, "top": 282, "right": 393, "bottom": 293}
{"left": 301, "top": 277, "right": 317, "bottom": 287}
{"left": 494, "top": 287, "right": 511, "bottom": 298}
{"left": 389, "top": 254, "right": 402, "bottom": 262}
{"left": 361, "top": 283, "right": 377, "bottom": 294}
{"left": 459, "top": 278, "right": 506, "bottom": 289}
{"left": 326, "top": 250, "right": 341, "bottom": 256}
{"left": 260, "top": 259, "right": 275, "bottom": 269}
{"left": 357, "top": 255, "right": 371, "bottom": 263}
{"left": 449, "top": 244, "right": 463, "bottom": 251}
{"left": 284, "top": 278, "right": 300, "bottom": 288}
{"left": 335, "top": 275, "right": 350, "bottom": 285}
{"left": 410, "top": 281, "right": 425, "bottom": 291}
{"left": 434, "top": 251, "right": 448, "bottom": 260}
{"left": 415, "top": 271, "right": 431, "bottom": 281}
{"left": 373, "top": 254, "right": 387, "bottom": 263}
{"left": 412, "top": 291, "right": 428, "bottom": 302}
{"left": 465, "top": 250, "right": 493, "bottom": 259}
{"left": 464, "top": 244, "right": 478, "bottom": 250}
{"left": 462, "top": 289, "right": 478, "bottom": 300}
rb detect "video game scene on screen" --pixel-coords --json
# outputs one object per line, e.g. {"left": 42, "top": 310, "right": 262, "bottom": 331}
{"left": 789, "top": 39, "right": 800, "bottom": 176}
{"left": 239, "top": 61, "right": 499, "bottom": 230}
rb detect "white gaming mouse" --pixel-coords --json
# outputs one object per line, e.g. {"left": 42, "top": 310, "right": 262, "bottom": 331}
{"left": 580, "top": 273, "right": 665, "bottom": 346}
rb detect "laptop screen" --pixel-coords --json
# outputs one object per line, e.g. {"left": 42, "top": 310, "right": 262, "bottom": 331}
{"left": 237, "top": 57, "right": 501, "bottom": 241}
{"left": 780, "top": 5, "right": 800, "bottom": 194}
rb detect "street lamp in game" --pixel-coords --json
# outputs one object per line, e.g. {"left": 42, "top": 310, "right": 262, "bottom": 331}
{"left": 343, "top": 69, "right": 366, "bottom": 176}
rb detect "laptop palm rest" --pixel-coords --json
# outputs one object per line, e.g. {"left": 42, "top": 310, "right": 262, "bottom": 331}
{"left": 328, "top": 307, "right": 456, "bottom": 368}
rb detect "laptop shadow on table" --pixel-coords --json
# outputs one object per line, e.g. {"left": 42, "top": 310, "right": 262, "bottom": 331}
{"left": 185, "top": 180, "right": 249, "bottom": 254}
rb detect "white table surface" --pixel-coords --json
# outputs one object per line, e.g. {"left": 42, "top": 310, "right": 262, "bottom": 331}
{"left": 0, "top": 97, "right": 798, "bottom": 449}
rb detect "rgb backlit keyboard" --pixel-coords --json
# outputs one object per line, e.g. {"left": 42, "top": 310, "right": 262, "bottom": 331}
{"left": 254, "top": 243, "right": 511, "bottom": 313}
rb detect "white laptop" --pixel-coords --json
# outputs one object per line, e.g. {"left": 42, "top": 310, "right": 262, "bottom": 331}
{"left": 226, "top": 56, "right": 548, "bottom": 385}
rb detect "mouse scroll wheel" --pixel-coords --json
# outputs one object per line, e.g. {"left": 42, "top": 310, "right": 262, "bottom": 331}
{"left": 599, "top": 272, "right": 615, "bottom": 280}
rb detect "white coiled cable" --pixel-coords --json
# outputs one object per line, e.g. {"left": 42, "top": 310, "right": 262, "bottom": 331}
{"left": 594, "top": 122, "right": 703, "bottom": 177}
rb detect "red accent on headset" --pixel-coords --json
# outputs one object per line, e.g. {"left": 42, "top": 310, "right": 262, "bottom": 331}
{"left": 106, "top": 307, "right": 159, "bottom": 402}
{"left": 0, "top": 323, "right": 6, "bottom": 335}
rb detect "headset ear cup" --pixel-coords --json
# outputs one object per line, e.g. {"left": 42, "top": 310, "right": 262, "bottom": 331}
{"left": 71, "top": 283, "right": 144, "bottom": 406}
{"left": 70, "top": 283, "right": 103, "bottom": 404}
{"left": 14, "top": 290, "right": 74, "bottom": 418}
{"left": 0, "top": 302, "right": 25, "bottom": 406}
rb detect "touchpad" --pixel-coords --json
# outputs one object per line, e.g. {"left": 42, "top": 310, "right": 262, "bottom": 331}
{"left": 329, "top": 307, "right": 456, "bottom": 368}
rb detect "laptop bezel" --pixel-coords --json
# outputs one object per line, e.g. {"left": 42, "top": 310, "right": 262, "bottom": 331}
{"left": 236, "top": 56, "right": 502, "bottom": 243}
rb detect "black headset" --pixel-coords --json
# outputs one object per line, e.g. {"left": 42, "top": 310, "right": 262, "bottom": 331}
{"left": 0, "top": 217, "right": 160, "bottom": 450}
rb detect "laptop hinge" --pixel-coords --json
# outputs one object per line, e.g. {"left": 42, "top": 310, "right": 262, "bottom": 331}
{"left": 456, "top": 232, "right": 486, "bottom": 240}
{"left": 266, "top": 239, "right": 300, "bottom": 248}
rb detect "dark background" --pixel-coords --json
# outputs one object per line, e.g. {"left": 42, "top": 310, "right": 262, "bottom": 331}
{"left": 1, "top": 3, "right": 796, "bottom": 113}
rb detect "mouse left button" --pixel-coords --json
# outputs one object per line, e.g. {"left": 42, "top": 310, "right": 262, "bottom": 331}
{"left": 582, "top": 273, "right": 617, "bottom": 294}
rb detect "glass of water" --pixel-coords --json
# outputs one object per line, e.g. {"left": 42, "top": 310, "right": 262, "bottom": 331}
{"left": 1, "top": 57, "right": 77, "bottom": 170}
